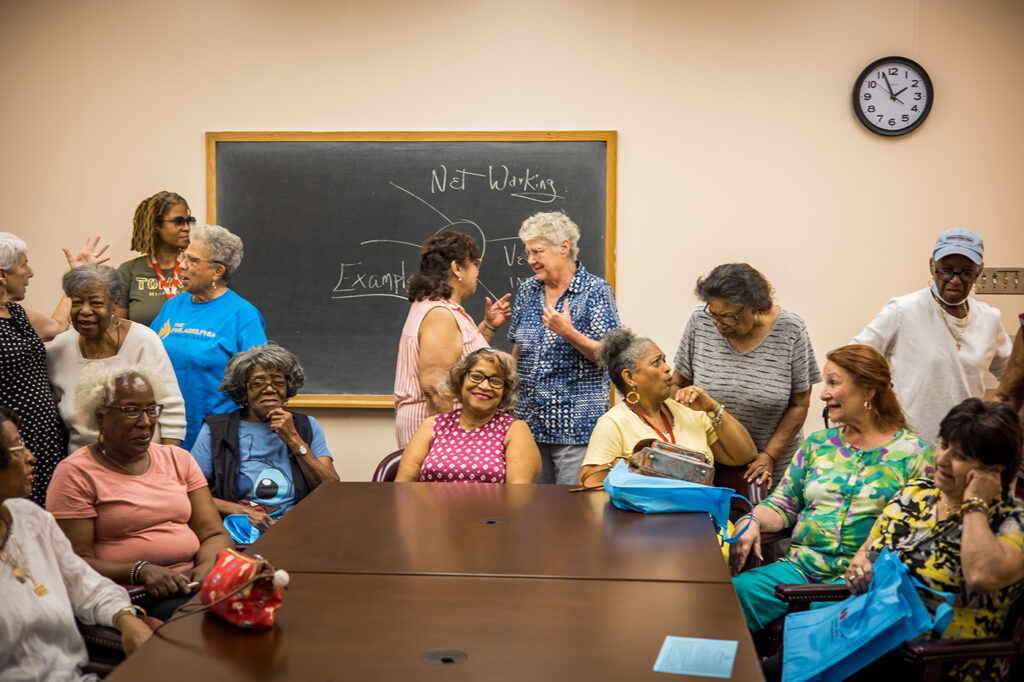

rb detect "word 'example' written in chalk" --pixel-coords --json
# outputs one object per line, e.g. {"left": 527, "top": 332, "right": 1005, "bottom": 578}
{"left": 332, "top": 261, "right": 408, "bottom": 300}
{"left": 430, "top": 164, "right": 564, "bottom": 204}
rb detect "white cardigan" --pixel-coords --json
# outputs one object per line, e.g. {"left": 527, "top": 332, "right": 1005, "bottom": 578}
{"left": 46, "top": 321, "right": 187, "bottom": 451}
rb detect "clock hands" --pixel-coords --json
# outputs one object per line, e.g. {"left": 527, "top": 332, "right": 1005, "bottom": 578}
{"left": 881, "top": 72, "right": 896, "bottom": 99}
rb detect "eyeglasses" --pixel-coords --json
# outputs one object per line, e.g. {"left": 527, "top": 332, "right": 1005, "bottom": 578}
{"left": 934, "top": 267, "right": 979, "bottom": 283}
{"left": 108, "top": 404, "right": 164, "bottom": 419}
{"left": 522, "top": 246, "right": 550, "bottom": 260}
{"left": 703, "top": 303, "right": 745, "bottom": 325}
{"left": 161, "top": 217, "right": 197, "bottom": 228}
{"left": 248, "top": 378, "right": 288, "bottom": 392}
{"left": 182, "top": 253, "right": 225, "bottom": 268}
{"left": 466, "top": 370, "right": 507, "bottom": 390}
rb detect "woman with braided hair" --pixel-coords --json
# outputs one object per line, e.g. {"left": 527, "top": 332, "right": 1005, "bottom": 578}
{"left": 115, "top": 191, "right": 195, "bottom": 326}
{"left": 393, "top": 231, "right": 512, "bottom": 449}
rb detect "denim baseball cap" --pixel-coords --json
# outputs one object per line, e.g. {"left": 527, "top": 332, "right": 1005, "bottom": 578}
{"left": 933, "top": 228, "right": 984, "bottom": 264}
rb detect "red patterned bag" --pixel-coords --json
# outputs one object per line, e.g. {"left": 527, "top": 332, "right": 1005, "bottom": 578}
{"left": 199, "top": 549, "right": 288, "bottom": 628}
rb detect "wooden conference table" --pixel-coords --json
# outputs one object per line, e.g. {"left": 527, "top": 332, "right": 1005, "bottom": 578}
{"left": 108, "top": 482, "right": 764, "bottom": 681}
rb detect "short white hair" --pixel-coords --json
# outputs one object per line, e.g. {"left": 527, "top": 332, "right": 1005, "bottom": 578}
{"left": 191, "top": 224, "right": 244, "bottom": 280}
{"left": 518, "top": 212, "right": 581, "bottom": 263}
{"left": 75, "top": 361, "right": 167, "bottom": 431}
{"left": 0, "top": 232, "right": 28, "bottom": 271}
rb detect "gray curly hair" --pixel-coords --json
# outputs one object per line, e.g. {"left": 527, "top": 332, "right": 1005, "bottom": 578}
{"left": 596, "top": 327, "right": 654, "bottom": 397}
{"left": 518, "top": 211, "right": 581, "bottom": 263}
{"left": 191, "top": 224, "right": 244, "bottom": 280}
{"left": 219, "top": 344, "right": 306, "bottom": 405}
{"left": 75, "top": 361, "right": 167, "bottom": 432}
{"left": 62, "top": 264, "right": 125, "bottom": 303}
{"left": 0, "top": 232, "right": 28, "bottom": 271}
{"left": 439, "top": 348, "right": 520, "bottom": 412}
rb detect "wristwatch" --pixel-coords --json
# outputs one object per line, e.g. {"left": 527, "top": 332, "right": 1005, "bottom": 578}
{"left": 293, "top": 444, "right": 309, "bottom": 457}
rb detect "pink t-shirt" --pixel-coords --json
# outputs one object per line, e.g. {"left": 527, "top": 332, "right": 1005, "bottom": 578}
{"left": 46, "top": 444, "right": 208, "bottom": 573}
{"left": 420, "top": 409, "right": 514, "bottom": 483}
{"left": 394, "top": 298, "right": 488, "bottom": 448}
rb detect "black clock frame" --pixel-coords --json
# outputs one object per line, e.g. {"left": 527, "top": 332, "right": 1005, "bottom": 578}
{"left": 853, "top": 56, "right": 934, "bottom": 137}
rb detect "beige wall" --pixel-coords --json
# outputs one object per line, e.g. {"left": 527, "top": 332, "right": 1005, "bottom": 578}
{"left": 3, "top": 0, "right": 1022, "bottom": 481}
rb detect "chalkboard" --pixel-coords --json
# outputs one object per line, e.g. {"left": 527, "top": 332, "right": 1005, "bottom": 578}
{"left": 206, "top": 131, "right": 617, "bottom": 407}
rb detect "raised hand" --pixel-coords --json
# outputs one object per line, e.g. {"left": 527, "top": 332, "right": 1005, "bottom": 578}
{"left": 62, "top": 236, "right": 110, "bottom": 269}
{"left": 484, "top": 293, "right": 512, "bottom": 329}
{"left": 542, "top": 301, "right": 575, "bottom": 338}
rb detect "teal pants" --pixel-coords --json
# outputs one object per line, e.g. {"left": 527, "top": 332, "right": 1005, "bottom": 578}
{"left": 733, "top": 560, "right": 845, "bottom": 632}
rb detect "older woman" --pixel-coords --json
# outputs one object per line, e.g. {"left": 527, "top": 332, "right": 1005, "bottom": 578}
{"left": 46, "top": 365, "right": 233, "bottom": 621}
{"left": 0, "top": 406, "right": 152, "bottom": 679}
{"left": 394, "top": 231, "right": 511, "bottom": 448}
{"left": 731, "top": 345, "right": 933, "bottom": 632}
{"left": 396, "top": 348, "right": 541, "bottom": 483}
{"left": 579, "top": 328, "right": 757, "bottom": 486}
{"left": 853, "top": 228, "right": 1011, "bottom": 446}
{"left": 672, "top": 264, "right": 821, "bottom": 489}
{"left": 507, "top": 212, "right": 619, "bottom": 484}
{"left": 116, "top": 191, "right": 195, "bottom": 327}
{"left": 150, "top": 224, "right": 267, "bottom": 450}
{"left": 47, "top": 265, "right": 186, "bottom": 451}
{"left": 842, "top": 399, "right": 1024, "bottom": 682}
{"left": 1, "top": 232, "right": 106, "bottom": 503}
{"left": 191, "top": 345, "right": 338, "bottom": 533}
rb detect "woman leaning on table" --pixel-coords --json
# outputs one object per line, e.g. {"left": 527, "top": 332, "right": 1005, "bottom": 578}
{"left": 578, "top": 328, "right": 756, "bottom": 486}
{"left": 852, "top": 228, "right": 1011, "bottom": 447}
{"left": 842, "top": 399, "right": 1024, "bottom": 682}
{"left": 730, "top": 345, "right": 933, "bottom": 633}
{"left": 116, "top": 191, "right": 195, "bottom": 327}
{"left": 150, "top": 224, "right": 267, "bottom": 450}
{"left": 1, "top": 231, "right": 108, "bottom": 504}
{"left": 0, "top": 405, "right": 152, "bottom": 679}
{"left": 47, "top": 265, "right": 186, "bottom": 452}
{"left": 396, "top": 348, "right": 541, "bottom": 483}
{"left": 672, "top": 263, "right": 821, "bottom": 490}
{"left": 46, "top": 364, "right": 233, "bottom": 621}
{"left": 508, "top": 211, "right": 620, "bottom": 484}
{"left": 394, "top": 231, "right": 512, "bottom": 449}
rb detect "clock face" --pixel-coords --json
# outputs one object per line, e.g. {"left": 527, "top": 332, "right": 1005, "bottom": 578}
{"left": 853, "top": 57, "right": 933, "bottom": 136}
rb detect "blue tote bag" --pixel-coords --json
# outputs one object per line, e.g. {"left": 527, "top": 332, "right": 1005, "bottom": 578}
{"left": 781, "top": 548, "right": 954, "bottom": 682}
{"left": 602, "top": 460, "right": 752, "bottom": 543}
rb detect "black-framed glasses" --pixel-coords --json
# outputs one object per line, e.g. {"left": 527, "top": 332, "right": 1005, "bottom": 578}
{"left": 466, "top": 370, "right": 507, "bottom": 390}
{"left": 703, "top": 303, "right": 745, "bottom": 325}
{"left": 934, "top": 267, "right": 979, "bottom": 283}
{"left": 108, "top": 404, "right": 164, "bottom": 419}
{"left": 248, "top": 377, "right": 288, "bottom": 392}
{"left": 161, "top": 216, "right": 197, "bottom": 228}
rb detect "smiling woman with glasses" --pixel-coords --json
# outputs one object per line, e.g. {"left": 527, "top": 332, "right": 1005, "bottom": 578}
{"left": 396, "top": 348, "right": 541, "bottom": 483}
{"left": 853, "top": 228, "right": 1012, "bottom": 446}
{"left": 45, "top": 363, "right": 233, "bottom": 622}
{"left": 116, "top": 191, "right": 196, "bottom": 327}
{"left": 149, "top": 224, "right": 267, "bottom": 451}
{"left": 672, "top": 263, "right": 822, "bottom": 494}
{"left": 189, "top": 344, "right": 338, "bottom": 538}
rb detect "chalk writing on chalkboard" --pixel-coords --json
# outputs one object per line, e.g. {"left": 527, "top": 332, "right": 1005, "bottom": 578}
{"left": 208, "top": 131, "right": 616, "bottom": 406}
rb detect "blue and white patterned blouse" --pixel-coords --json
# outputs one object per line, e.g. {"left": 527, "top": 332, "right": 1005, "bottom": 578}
{"left": 507, "top": 264, "right": 619, "bottom": 444}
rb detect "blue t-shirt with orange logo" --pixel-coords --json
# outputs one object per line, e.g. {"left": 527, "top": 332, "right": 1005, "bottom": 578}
{"left": 151, "top": 289, "right": 267, "bottom": 450}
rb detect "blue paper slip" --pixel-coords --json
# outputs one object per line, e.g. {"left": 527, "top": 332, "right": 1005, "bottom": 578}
{"left": 653, "top": 636, "right": 738, "bottom": 678}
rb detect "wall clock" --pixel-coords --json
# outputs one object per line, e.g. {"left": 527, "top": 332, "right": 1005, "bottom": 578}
{"left": 853, "top": 56, "right": 933, "bottom": 136}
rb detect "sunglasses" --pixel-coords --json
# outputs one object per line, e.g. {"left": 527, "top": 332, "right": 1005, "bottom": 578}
{"left": 161, "top": 216, "right": 197, "bottom": 228}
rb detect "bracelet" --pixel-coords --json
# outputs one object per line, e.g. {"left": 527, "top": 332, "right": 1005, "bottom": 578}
{"left": 961, "top": 497, "right": 990, "bottom": 515}
{"left": 114, "top": 604, "right": 148, "bottom": 621}
{"left": 129, "top": 561, "right": 149, "bottom": 585}
{"left": 483, "top": 321, "right": 497, "bottom": 332}
{"left": 708, "top": 404, "right": 725, "bottom": 427}
{"left": 743, "top": 513, "right": 761, "bottom": 528}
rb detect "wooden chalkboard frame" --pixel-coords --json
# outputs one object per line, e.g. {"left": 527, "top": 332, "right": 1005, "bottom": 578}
{"left": 206, "top": 131, "right": 617, "bottom": 408}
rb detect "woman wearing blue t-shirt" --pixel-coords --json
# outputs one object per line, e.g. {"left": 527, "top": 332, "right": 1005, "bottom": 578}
{"left": 190, "top": 344, "right": 338, "bottom": 534}
{"left": 150, "top": 224, "right": 267, "bottom": 450}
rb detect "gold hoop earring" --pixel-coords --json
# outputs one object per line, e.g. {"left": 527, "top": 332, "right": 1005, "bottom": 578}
{"left": 864, "top": 401, "right": 873, "bottom": 412}
{"left": 626, "top": 388, "right": 640, "bottom": 405}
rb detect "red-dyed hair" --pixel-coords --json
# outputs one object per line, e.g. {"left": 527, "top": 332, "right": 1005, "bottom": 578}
{"left": 825, "top": 345, "right": 908, "bottom": 432}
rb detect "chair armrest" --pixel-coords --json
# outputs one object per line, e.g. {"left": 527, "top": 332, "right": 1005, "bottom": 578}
{"left": 901, "top": 637, "right": 1018, "bottom": 662}
{"left": 78, "top": 622, "right": 124, "bottom": 651}
{"left": 775, "top": 583, "right": 851, "bottom": 604}
{"left": 125, "top": 584, "right": 148, "bottom": 602}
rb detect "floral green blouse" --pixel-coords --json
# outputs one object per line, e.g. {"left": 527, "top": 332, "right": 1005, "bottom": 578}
{"left": 867, "top": 479, "right": 1024, "bottom": 682}
{"left": 761, "top": 427, "right": 933, "bottom": 582}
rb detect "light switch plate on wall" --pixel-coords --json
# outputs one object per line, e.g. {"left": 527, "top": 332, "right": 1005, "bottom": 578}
{"left": 976, "top": 268, "right": 1024, "bottom": 294}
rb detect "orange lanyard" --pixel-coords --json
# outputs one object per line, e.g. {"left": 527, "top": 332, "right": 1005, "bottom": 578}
{"left": 148, "top": 256, "right": 182, "bottom": 299}
{"left": 627, "top": 403, "right": 676, "bottom": 444}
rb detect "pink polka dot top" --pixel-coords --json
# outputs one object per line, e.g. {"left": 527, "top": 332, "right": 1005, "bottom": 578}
{"left": 419, "top": 408, "right": 515, "bottom": 483}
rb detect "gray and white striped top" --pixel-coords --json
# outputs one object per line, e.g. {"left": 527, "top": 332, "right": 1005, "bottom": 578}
{"left": 673, "top": 306, "right": 822, "bottom": 477}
